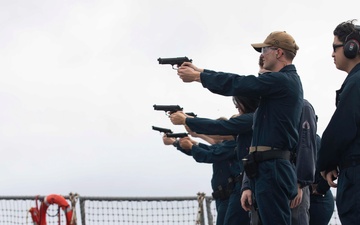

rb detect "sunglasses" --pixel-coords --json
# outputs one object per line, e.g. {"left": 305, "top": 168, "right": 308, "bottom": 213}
{"left": 261, "top": 47, "right": 278, "bottom": 54}
{"left": 333, "top": 44, "right": 344, "bottom": 52}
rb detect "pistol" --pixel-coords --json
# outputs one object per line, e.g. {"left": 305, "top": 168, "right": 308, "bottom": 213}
{"left": 166, "top": 132, "right": 188, "bottom": 138}
{"left": 185, "top": 112, "right": 197, "bottom": 117}
{"left": 158, "top": 56, "right": 192, "bottom": 69}
{"left": 153, "top": 104, "right": 183, "bottom": 114}
{"left": 152, "top": 126, "right": 173, "bottom": 134}
{"left": 153, "top": 104, "right": 197, "bottom": 116}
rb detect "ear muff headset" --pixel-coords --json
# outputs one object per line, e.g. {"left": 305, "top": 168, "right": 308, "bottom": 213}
{"left": 343, "top": 26, "right": 360, "bottom": 59}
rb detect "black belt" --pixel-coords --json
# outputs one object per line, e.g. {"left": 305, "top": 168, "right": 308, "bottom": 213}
{"left": 254, "top": 150, "right": 292, "bottom": 162}
{"left": 339, "top": 158, "right": 360, "bottom": 170}
{"left": 228, "top": 173, "right": 243, "bottom": 184}
{"left": 212, "top": 174, "right": 243, "bottom": 200}
{"left": 212, "top": 188, "right": 232, "bottom": 200}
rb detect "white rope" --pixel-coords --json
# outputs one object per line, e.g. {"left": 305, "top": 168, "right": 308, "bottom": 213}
{"left": 69, "top": 192, "right": 79, "bottom": 225}
{"left": 195, "top": 192, "right": 206, "bottom": 225}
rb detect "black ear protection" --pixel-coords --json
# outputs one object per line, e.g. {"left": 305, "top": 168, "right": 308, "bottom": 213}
{"left": 343, "top": 25, "right": 360, "bottom": 59}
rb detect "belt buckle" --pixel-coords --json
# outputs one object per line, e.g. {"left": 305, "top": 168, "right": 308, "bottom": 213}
{"left": 250, "top": 146, "right": 272, "bottom": 153}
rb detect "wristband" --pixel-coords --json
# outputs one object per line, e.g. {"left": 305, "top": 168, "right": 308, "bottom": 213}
{"left": 172, "top": 140, "right": 179, "bottom": 147}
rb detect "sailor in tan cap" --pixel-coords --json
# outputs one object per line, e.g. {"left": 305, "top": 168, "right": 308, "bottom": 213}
{"left": 172, "top": 30, "right": 303, "bottom": 225}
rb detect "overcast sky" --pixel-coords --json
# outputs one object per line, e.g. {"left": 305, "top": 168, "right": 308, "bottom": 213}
{"left": 0, "top": 0, "right": 358, "bottom": 198}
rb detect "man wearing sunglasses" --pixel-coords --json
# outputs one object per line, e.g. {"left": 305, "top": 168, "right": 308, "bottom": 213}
{"left": 317, "top": 19, "right": 360, "bottom": 225}
{"left": 174, "top": 31, "right": 303, "bottom": 225}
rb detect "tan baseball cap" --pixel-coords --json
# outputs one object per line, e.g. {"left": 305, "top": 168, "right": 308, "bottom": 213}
{"left": 251, "top": 31, "right": 299, "bottom": 54}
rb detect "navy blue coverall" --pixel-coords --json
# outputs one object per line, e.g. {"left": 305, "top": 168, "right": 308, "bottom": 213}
{"left": 291, "top": 99, "right": 317, "bottom": 225}
{"left": 244, "top": 99, "right": 317, "bottom": 225}
{"left": 199, "top": 65, "right": 303, "bottom": 225}
{"left": 185, "top": 113, "right": 254, "bottom": 225}
{"left": 317, "top": 63, "right": 360, "bottom": 225}
{"left": 309, "top": 134, "right": 334, "bottom": 225}
{"left": 175, "top": 140, "right": 238, "bottom": 225}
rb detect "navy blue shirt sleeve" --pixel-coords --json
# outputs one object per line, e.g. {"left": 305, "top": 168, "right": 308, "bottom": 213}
{"left": 200, "top": 65, "right": 303, "bottom": 150}
{"left": 191, "top": 140, "right": 237, "bottom": 163}
{"left": 295, "top": 99, "right": 317, "bottom": 187}
{"left": 318, "top": 63, "right": 360, "bottom": 171}
{"left": 185, "top": 113, "right": 254, "bottom": 136}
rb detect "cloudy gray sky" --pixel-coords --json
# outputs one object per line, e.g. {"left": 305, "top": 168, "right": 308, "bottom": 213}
{"left": 0, "top": 0, "right": 357, "bottom": 197}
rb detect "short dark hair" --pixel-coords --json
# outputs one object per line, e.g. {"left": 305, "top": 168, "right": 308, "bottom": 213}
{"left": 334, "top": 19, "right": 359, "bottom": 43}
{"left": 283, "top": 49, "right": 296, "bottom": 61}
{"left": 233, "top": 96, "right": 260, "bottom": 113}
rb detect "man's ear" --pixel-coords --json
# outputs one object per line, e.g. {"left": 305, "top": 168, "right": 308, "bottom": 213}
{"left": 276, "top": 49, "right": 283, "bottom": 59}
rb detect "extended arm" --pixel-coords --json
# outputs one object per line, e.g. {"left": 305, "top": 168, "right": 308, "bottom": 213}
{"left": 169, "top": 112, "right": 254, "bottom": 135}
{"left": 191, "top": 140, "right": 237, "bottom": 163}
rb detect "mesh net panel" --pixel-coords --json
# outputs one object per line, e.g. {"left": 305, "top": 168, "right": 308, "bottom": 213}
{"left": 0, "top": 198, "right": 68, "bottom": 225}
{"left": 81, "top": 196, "right": 203, "bottom": 225}
{"left": 0, "top": 195, "right": 342, "bottom": 225}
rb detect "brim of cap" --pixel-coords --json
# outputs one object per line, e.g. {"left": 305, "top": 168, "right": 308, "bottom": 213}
{"left": 251, "top": 43, "right": 271, "bottom": 53}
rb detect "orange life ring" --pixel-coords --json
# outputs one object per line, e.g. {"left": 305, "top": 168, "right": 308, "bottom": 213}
{"left": 29, "top": 194, "right": 75, "bottom": 225}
